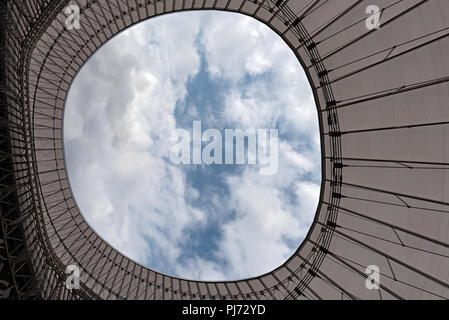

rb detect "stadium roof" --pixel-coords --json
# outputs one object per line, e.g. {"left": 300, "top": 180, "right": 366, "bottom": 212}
{"left": 1, "top": 0, "right": 449, "bottom": 299}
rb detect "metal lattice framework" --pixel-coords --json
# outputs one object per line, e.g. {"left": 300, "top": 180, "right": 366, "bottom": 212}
{"left": 1, "top": 0, "right": 449, "bottom": 300}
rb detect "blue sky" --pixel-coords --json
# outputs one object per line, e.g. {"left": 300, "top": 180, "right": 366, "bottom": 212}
{"left": 64, "top": 11, "right": 321, "bottom": 281}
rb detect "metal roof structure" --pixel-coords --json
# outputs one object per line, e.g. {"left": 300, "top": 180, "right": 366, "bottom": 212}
{"left": 1, "top": 0, "right": 449, "bottom": 300}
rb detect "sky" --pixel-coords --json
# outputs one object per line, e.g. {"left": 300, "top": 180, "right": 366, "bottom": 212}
{"left": 64, "top": 11, "right": 321, "bottom": 281}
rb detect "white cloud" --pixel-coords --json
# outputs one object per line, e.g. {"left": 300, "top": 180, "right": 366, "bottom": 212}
{"left": 179, "top": 13, "right": 321, "bottom": 280}
{"left": 65, "top": 13, "right": 206, "bottom": 269}
{"left": 64, "top": 11, "right": 321, "bottom": 281}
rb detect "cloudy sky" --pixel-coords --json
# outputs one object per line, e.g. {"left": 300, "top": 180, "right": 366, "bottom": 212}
{"left": 64, "top": 11, "right": 321, "bottom": 281}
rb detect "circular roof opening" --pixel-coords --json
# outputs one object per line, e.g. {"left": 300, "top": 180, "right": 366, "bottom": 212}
{"left": 63, "top": 10, "right": 321, "bottom": 281}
